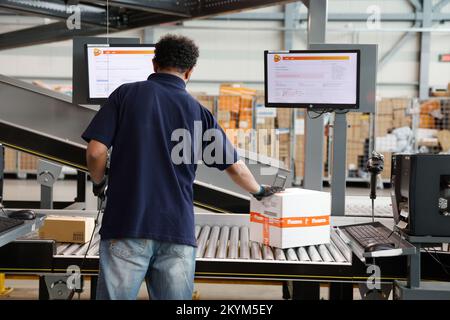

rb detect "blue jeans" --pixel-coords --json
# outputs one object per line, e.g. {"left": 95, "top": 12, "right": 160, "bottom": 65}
{"left": 96, "top": 238, "right": 196, "bottom": 300}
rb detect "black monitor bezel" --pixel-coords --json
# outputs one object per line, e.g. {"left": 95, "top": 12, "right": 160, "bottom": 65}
{"left": 264, "top": 49, "right": 361, "bottom": 110}
{"left": 85, "top": 43, "right": 156, "bottom": 105}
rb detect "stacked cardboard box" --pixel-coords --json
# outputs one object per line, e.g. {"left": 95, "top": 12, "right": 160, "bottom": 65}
{"left": 4, "top": 147, "right": 17, "bottom": 172}
{"left": 437, "top": 130, "right": 450, "bottom": 152}
{"left": 294, "top": 135, "right": 304, "bottom": 179}
{"left": 255, "top": 94, "right": 276, "bottom": 130}
{"left": 278, "top": 131, "right": 290, "bottom": 168}
{"left": 219, "top": 85, "right": 256, "bottom": 130}
{"left": 376, "top": 100, "right": 394, "bottom": 137}
{"left": 257, "top": 129, "right": 277, "bottom": 158}
{"left": 19, "top": 152, "right": 38, "bottom": 171}
{"left": 430, "top": 83, "right": 450, "bottom": 97}
{"left": 392, "top": 98, "right": 412, "bottom": 128}
{"left": 293, "top": 116, "right": 327, "bottom": 179}
{"left": 346, "top": 113, "right": 370, "bottom": 172}
{"left": 218, "top": 95, "right": 240, "bottom": 129}
{"left": 381, "top": 152, "right": 392, "bottom": 179}
{"left": 376, "top": 98, "right": 411, "bottom": 134}
{"left": 191, "top": 93, "right": 215, "bottom": 113}
{"left": 277, "top": 108, "right": 292, "bottom": 129}
{"left": 419, "top": 99, "right": 440, "bottom": 129}
{"left": 375, "top": 98, "right": 412, "bottom": 178}
{"left": 225, "top": 128, "right": 255, "bottom": 153}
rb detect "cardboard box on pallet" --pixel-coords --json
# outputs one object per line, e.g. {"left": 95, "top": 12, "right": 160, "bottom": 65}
{"left": 39, "top": 216, "right": 95, "bottom": 244}
{"left": 250, "top": 188, "right": 331, "bottom": 249}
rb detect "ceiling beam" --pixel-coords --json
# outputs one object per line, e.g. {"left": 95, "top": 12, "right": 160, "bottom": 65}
{"left": 433, "top": 0, "right": 450, "bottom": 12}
{"left": 0, "top": 21, "right": 106, "bottom": 50}
{"left": 211, "top": 12, "right": 450, "bottom": 22}
{"left": 0, "top": 0, "right": 114, "bottom": 27}
{"left": 408, "top": 0, "right": 422, "bottom": 11}
{"left": 83, "top": 0, "right": 191, "bottom": 17}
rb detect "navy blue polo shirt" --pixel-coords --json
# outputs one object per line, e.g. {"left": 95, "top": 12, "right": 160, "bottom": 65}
{"left": 82, "top": 73, "right": 238, "bottom": 247}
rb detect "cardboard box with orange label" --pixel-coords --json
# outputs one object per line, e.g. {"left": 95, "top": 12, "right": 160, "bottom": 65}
{"left": 249, "top": 188, "right": 331, "bottom": 248}
{"left": 39, "top": 216, "right": 95, "bottom": 244}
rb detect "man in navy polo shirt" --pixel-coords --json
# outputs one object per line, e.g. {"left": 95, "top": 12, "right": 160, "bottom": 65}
{"left": 82, "top": 34, "right": 278, "bottom": 300}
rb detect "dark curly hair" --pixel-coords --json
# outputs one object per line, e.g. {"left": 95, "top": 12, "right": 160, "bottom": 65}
{"left": 153, "top": 34, "right": 199, "bottom": 73}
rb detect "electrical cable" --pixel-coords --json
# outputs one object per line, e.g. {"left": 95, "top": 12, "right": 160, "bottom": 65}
{"left": 371, "top": 198, "right": 375, "bottom": 223}
{"left": 77, "top": 197, "right": 104, "bottom": 300}
{"left": 424, "top": 247, "right": 450, "bottom": 276}
{"left": 306, "top": 108, "right": 349, "bottom": 120}
{"left": 0, "top": 204, "right": 8, "bottom": 218}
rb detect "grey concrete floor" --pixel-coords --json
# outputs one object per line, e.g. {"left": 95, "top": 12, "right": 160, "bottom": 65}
{"left": 1, "top": 178, "right": 380, "bottom": 300}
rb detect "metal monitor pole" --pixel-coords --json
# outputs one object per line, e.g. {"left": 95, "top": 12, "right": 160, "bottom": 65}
{"left": 303, "top": 0, "right": 327, "bottom": 191}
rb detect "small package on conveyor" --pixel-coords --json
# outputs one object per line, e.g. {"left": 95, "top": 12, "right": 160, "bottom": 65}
{"left": 250, "top": 188, "right": 330, "bottom": 249}
{"left": 39, "top": 216, "right": 95, "bottom": 244}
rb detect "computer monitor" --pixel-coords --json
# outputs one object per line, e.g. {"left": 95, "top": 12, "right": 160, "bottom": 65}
{"left": 264, "top": 50, "right": 360, "bottom": 109}
{"left": 86, "top": 44, "right": 155, "bottom": 104}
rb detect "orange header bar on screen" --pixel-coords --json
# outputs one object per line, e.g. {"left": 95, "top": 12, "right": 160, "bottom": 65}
{"left": 250, "top": 212, "right": 330, "bottom": 228}
{"left": 101, "top": 50, "right": 155, "bottom": 55}
{"left": 282, "top": 56, "right": 349, "bottom": 61}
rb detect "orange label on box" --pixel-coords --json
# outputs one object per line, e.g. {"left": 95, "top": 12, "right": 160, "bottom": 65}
{"left": 251, "top": 212, "right": 329, "bottom": 246}
{"left": 250, "top": 212, "right": 330, "bottom": 228}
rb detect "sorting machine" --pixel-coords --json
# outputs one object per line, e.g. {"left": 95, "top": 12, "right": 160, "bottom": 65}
{"left": 1, "top": 74, "right": 449, "bottom": 300}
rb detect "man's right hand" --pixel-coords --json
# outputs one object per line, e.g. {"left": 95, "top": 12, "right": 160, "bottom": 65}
{"left": 251, "top": 185, "right": 283, "bottom": 201}
{"left": 93, "top": 177, "right": 107, "bottom": 200}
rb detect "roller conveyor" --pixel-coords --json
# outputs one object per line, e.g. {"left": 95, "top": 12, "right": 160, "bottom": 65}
{"left": 51, "top": 221, "right": 351, "bottom": 266}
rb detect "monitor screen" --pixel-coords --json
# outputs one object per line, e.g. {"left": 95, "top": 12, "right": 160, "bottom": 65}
{"left": 86, "top": 44, "right": 155, "bottom": 102}
{"left": 264, "top": 50, "right": 360, "bottom": 109}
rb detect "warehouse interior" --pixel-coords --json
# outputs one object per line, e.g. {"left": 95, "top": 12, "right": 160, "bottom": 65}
{"left": 0, "top": 0, "right": 450, "bottom": 301}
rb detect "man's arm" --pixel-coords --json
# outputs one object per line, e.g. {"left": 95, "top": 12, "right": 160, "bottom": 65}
{"left": 86, "top": 139, "right": 108, "bottom": 184}
{"left": 225, "top": 160, "right": 261, "bottom": 194}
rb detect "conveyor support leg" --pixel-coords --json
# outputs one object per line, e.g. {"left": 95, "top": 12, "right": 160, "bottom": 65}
{"left": 0, "top": 273, "right": 13, "bottom": 296}
{"left": 291, "top": 281, "right": 320, "bottom": 300}
{"left": 329, "top": 282, "right": 353, "bottom": 300}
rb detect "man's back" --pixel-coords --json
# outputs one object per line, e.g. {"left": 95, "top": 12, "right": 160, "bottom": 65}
{"left": 82, "top": 73, "right": 237, "bottom": 246}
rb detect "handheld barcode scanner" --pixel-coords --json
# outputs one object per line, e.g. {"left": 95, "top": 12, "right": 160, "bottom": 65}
{"left": 366, "top": 151, "right": 384, "bottom": 222}
{"left": 272, "top": 174, "right": 287, "bottom": 191}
